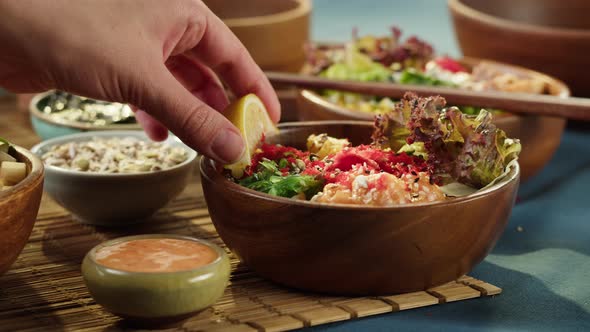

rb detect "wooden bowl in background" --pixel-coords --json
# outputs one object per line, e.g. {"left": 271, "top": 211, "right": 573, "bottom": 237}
{"left": 296, "top": 58, "right": 569, "bottom": 182}
{"left": 449, "top": 0, "right": 590, "bottom": 97}
{"left": 201, "top": 121, "right": 520, "bottom": 295}
{"left": 203, "top": 0, "right": 311, "bottom": 121}
{"left": 204, "top": 0, "right": 311, "bottom": 73}
{"left": 0, "top": 146, "right": 44, "bottom": 275}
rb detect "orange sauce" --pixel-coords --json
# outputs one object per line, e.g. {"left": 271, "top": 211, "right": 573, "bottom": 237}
{"left": 95, "top": 238, "right": 217, "bottom": 272}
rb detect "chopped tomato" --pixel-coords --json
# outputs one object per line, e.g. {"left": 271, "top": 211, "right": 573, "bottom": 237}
{"left": 247, "top": 143, "right": 433, "bottom": 187}
{"left": 324, "top": 145, "right": 430, "bottom": 184}
{"left": 434, "top": 56, "right": 467, "bottom": 73}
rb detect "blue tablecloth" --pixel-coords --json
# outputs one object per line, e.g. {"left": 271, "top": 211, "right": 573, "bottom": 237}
{"left": 308, "top": 1, "right": 590, "bottom": 331}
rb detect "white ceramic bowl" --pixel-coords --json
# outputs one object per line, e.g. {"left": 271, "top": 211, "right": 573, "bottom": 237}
{"left": 31, "top": 131, "right": 197, "bottom": 226}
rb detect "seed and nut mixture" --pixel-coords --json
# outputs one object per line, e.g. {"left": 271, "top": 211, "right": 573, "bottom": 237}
{"left": 41, "top": 137, "right": 188, "bottom": 173}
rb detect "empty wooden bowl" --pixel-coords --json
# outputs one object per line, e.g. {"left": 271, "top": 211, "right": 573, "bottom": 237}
{"left": 201, "top": 121, "right": 520, "bottom": 295}
{"left": 203, "top": 0, "right": 311, "bottom": 72}
{"left": 296, "top": 58, "right": 569, "bottom": 182}
{"left": 0, "top": 146, "right": 44, "bottom": 275}
{"left": 449, "top": 0, "right": 590, "bottom": 96}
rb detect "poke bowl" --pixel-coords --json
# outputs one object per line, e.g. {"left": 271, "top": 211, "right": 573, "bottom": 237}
{"left": 29, "top": 91, "right": 140, "bottom": 140}
{"left": 297, "top": 29, "right": 569, "bottom": 181}
{"left": 201, "top": 94, "right": 520, "bottom": 295}
{"left": 31, "top": 131, "right": 196, "bottom": 226}
{"left": 0, "top": 140, "right": 44, "bottom": 275}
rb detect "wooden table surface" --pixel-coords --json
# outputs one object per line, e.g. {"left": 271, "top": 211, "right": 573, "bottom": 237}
{"left": 0, "top": 97, "right": 39, "bottom": 148}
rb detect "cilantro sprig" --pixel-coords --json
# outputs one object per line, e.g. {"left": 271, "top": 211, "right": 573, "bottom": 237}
{"left": 239, "top": 159, "right": 323, "bottom": 199}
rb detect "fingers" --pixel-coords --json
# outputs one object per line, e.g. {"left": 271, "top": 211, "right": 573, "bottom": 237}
{"left": 189, "top": 5, "right": 281, "bottom": 123}
{"left": 137, "top": 64, "right": 244, "bottom": 163}
{"left": 134, "top": 109, "right": 169, "bottom": 141}
{"left": 166, "top": 55, "right": 229, "bottom": 112}
{"left": 134, "top": 55, "right": 228, "bottom": 143}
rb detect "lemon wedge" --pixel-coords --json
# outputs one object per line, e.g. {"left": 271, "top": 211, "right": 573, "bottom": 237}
{"left": 223, "top": 94, "right": 278, "bottom": 178}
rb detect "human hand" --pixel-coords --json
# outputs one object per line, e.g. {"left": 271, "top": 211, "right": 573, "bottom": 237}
{"left": 0, "top": 0, "right": 280, "bottom": 163}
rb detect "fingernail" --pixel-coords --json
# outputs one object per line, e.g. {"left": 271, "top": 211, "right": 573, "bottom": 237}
{"left": 211, "top": 129, "right": 244, "bottom": 163}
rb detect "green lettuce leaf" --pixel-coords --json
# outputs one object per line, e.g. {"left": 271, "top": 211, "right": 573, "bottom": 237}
{"left": 372, "top": 92, "right": 521, "bottom": 188}
{"left": 444, "top": 107, "right": 521, "bottom": 186}
{"left": 319, "top": 48, "right": 392, "bottom": 108}
{"left": 371, "top": 96, "right": 412, "bottom": 150}
{"left": 322, "top": 63, "right": 392, "bottom": 82}
{"left": 397, "top": 68, "right": 454, "bottom": 86}
{"left": 320, "top": 45, "right": 392, "bottom": 82}
{"left": 0, "top": 137, "right": 11, "bottom": 153}
{"left": 397, "top": 142, "right": 428, "bottom": 159}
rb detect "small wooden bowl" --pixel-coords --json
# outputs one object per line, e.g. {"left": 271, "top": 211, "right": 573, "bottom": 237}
{"left": 203, "top": 0, "right": 311, "bottom": 72}
{"left": 297, "top": 58, "right": 569, "bottom": 182}
{"left": 0, "top": 146, "right": 44, "bottom": 275}
{"left": 449, "top": 0, "right": 590, "bottom": 96}
{"left": 201, "top": 121, "right": 520, "bottom": 295}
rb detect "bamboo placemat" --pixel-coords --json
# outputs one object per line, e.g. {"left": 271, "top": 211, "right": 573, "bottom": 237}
{"left": 0, "top": 103, "right": 502, "bottom": 331}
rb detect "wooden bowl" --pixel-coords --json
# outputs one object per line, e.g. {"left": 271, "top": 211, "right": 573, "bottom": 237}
{"left": 0, "top": 146, "right": 44, "bottom": 275}
{"left": 203, "top": 0, "right": 311, "bottom": 72}
{"left": 29, "top": 91, "right": 140, "bottom": 141}
{"left": 297, "top": 58, "right": 569, "bottom": 182}
{"left": 449, "top": 0, "right": 590, "bottom": 96}
{"left": 200, "top": 121, "right": 520, "bottom": 295}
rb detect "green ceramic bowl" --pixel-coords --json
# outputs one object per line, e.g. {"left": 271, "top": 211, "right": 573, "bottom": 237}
{"left": 29, "top": 91, "right": 140, "bottom": 140}
{"left": 82, "top": 234, "right": 230, "bottom": 323}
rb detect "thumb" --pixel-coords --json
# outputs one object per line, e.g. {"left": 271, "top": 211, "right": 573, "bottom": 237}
{"left": 134, "top": 66, "right": 244, "bottom": 164}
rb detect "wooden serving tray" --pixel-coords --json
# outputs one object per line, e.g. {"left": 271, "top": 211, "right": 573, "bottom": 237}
{"left": 0, "top": 173, "right": 501, "bottom": 332}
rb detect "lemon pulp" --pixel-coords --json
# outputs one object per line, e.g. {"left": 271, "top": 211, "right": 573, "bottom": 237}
{"left": 223, "top": 94, "right": 278, "bottom": 178}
